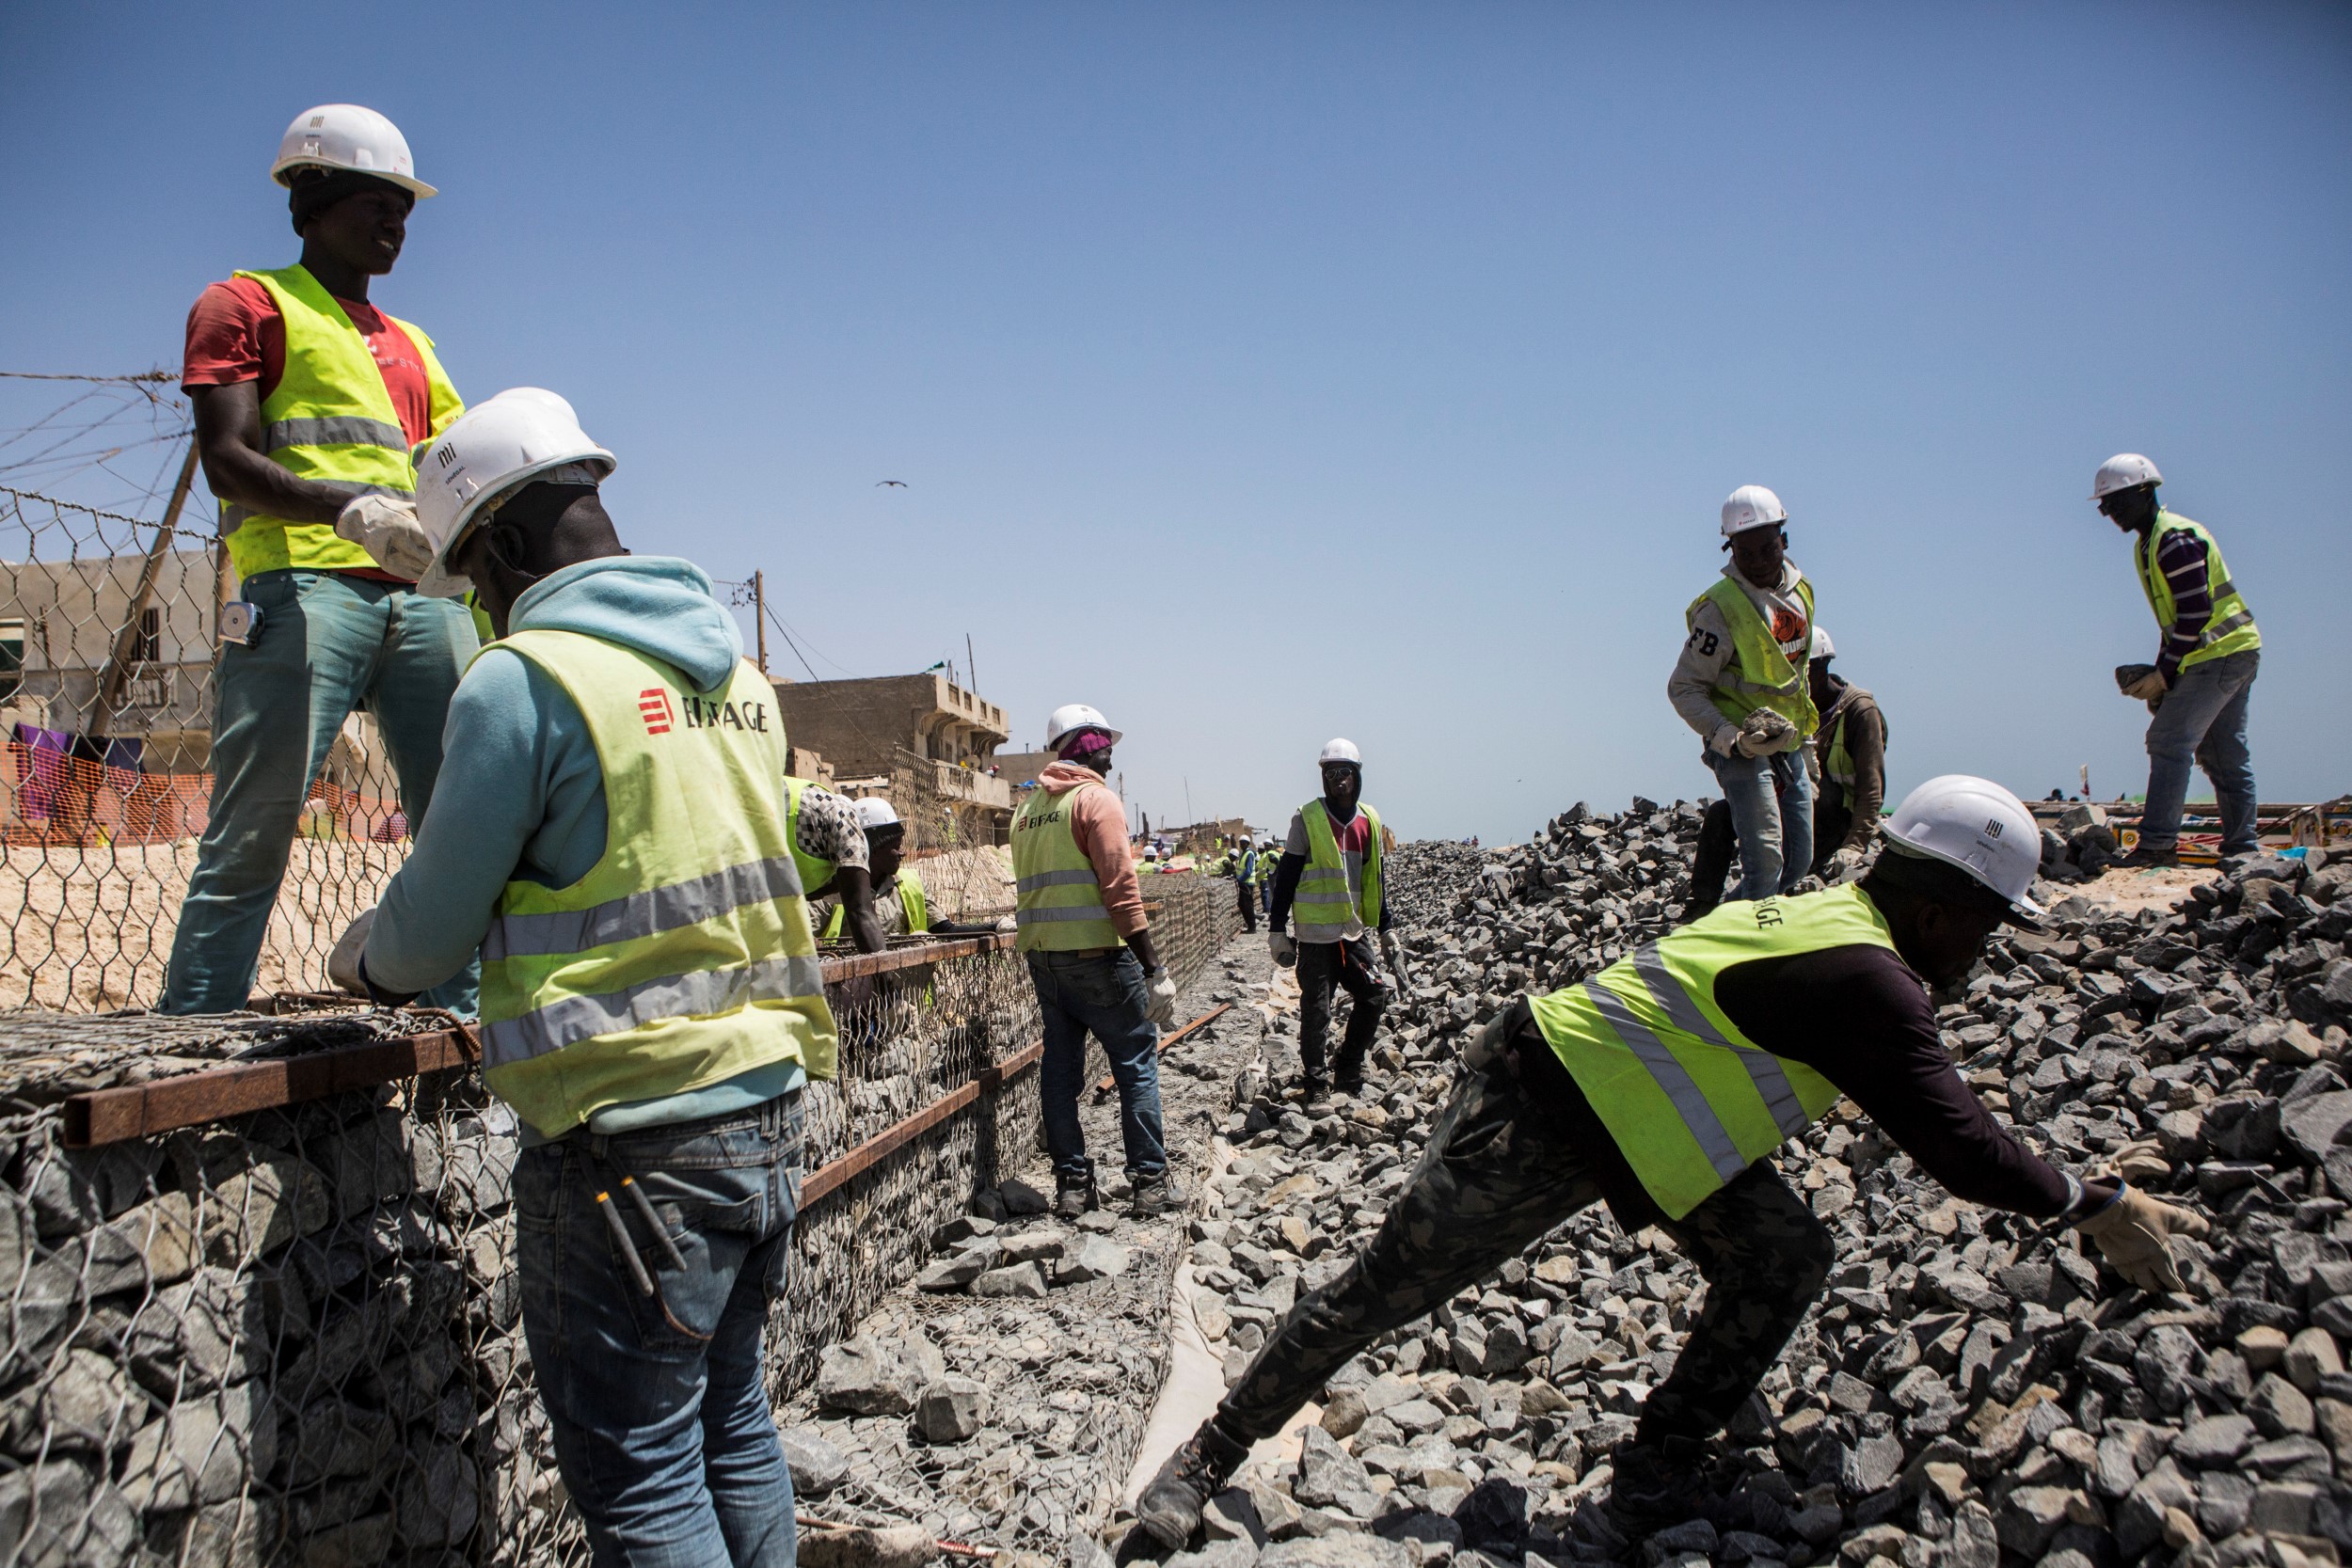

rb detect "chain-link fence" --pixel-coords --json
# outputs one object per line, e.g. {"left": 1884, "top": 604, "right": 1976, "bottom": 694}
{"left": 0, "top": 872, "right": 1250, "bottom": 1565}
{"left": 3, "top": 484, "right": 412, "bottom": 1013}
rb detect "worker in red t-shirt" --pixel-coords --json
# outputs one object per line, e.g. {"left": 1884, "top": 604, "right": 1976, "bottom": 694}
{"left": 162, "top": 105, "right": 478, "bottom": 1014}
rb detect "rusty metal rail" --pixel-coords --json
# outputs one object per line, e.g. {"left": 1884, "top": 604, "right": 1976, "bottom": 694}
{"left": 61, "top": 933, "right": 1021, "bottom": 1148}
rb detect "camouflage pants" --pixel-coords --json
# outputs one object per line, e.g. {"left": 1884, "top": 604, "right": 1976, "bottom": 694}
{"left": 1217, "top": 1055, "right": 1835, "bottom": 1445}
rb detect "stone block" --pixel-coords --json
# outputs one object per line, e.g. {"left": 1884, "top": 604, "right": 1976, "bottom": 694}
{"left": 914, "top": 1377, "right": 988, "bottom": 1444}
{"left": 972, "top": 1261, "right": 1050, "bottom": 1298}
{"left": 118, "top": 1380, "right": 276, "bottom": 1513}
{"left": 781, "top": 1428, "right": 849, "bottom": 1497}
{"left": 1056, "top": 1236, "right": 1130, "bottom": 1285}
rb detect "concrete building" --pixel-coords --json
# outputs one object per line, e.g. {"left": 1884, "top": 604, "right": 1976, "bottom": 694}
{"left": 771, "top": 672, "right": 1015, "bottom": 846}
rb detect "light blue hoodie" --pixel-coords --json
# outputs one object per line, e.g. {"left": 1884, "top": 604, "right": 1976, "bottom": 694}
{"left": 368, "top": 555, "right": 803, "bottom": 1138}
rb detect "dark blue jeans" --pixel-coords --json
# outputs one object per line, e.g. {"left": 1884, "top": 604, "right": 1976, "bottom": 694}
{"left": 516, "top": 1094, "right": 803, "bottom": 1568}
{"left": 1027, "top": 948, "right": 1166, "bottom": 1182}
{"left": 2140, "top": 648, "right": 2260, "bottom": 854}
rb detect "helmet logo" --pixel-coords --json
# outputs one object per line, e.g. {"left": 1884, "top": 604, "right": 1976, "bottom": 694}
{"left": 1984, "top": 819, "right": 2003, "bottom": 839}
{"left": 309, "top": 115, "right": 326, "bottom": 128}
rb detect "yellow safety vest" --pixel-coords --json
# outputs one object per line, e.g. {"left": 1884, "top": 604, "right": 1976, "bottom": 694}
{"left": 822, "top": 866, "right": 930, "bottom": 940}
{"left": 224, "top": 265, "right": 462, "bottom": 577}
{"left": 1295, "top": 800, "right": 1383, "bottom": 943}
{"left": 1012, "top": 782, "right": 1120, "bottom": 951}
{"left": 1529, "top": 883, "right": 1890, "bottom": 1219}
{"left": 1688, "top": 575, "right": 1819, "bottom": 738}
{"left": 475, "top": 630, "right": 835, "bottom": 1138}
{"left": 2138, "top": 511, "right": 2260, "bottom": 672}
{"left": 1821, "top": 689, "right": 1883, "bottom": 790}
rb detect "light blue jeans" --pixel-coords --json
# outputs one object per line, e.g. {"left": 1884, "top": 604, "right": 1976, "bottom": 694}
{"left": 1707, "top": 747, "right": 1814, "bottom": 903}
{"left": 1027, "top": 948, "right": 1166, "bottom": 1181}
{"left": 2141, "top": 648, "right": 2260, "bottom": 854}
{"left": 161, "top": 569, "right": 478, "bottom": 1014}
{"left": 516, "top": 1094, "right": 803, "bottom": 1568}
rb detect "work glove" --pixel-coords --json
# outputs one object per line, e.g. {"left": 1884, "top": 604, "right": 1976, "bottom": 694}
{"left": 993, "top": 914, "right": 1018, "bottom": 933}
{"left": 327, "top": 908, "right": 376, "bottom": 997}
{"left": 1268, "top": 931, "right": 1297, "bottom": 968}
{"left": 1706, "top": 723, "right": 1742, "bottom": 759}
{"left": 1144, "top": 967, "right": 1179, "bottom": 1028}
{"left": 334, "top": 495, "right": 437, "bottom": 580}
{"left": 2074, "top": 1183, "right": 2209, "bottom": 1293}
{"left": 2115, "top": 663, "right": 2169, "bottom": 703}
{"left": 1734, "top": 710, "right": 1797, "bottom": 758}
{"left": 1826, "top": 846, "right": 1868, "bottom": 882}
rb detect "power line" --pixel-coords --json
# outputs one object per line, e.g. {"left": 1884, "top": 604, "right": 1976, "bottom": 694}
{"left": 0, "top": 369, "right": 179, "bottom": 384}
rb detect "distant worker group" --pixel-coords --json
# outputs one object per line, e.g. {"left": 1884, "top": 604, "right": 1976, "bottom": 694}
{"left": 167, "top": 100, "right": 2267, "bottom": 1566}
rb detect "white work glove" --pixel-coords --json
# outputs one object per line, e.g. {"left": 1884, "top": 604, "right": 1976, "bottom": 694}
{"left": 334, "top": 495, "right": 437, "bottom": 580}
{"left": 2120, "top": 669, "right": 2169, "bottom": 703}
{"left": 2074, "top": 1184, "right": 2210, "bottom": 1294}
{"left": 1735, "top": 710, "right": 1797, "bottom": 758}
{"left": 1145, "top": 967, "right": 1179, "bottom": 1028}
{"left": 1706, "top": 723, "right": 1742, "bottom": 759}
{"left": 993, "top": 914, "right": 1018, "bottom": 933}
{"left": 1268, "top": 931, "right": 1297, "bottom": 968}
{"left": 327, "top": 908, "right": 376, "bottom": 996}
{"left": 1825, "top": 846, "right": 1867, "bottom": 882}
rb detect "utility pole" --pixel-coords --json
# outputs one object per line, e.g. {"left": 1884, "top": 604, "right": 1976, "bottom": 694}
{"left": 89, "top": 437, "right": 199, "bottom": 735}
{"left": 965, "top": 632, "right": 977, "bottom": 695}
{"left": 753, "top": 570, "right": 769, "bottom": 674}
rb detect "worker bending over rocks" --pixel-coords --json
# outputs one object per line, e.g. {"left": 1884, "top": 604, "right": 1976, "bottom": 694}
{"left": 1139, "top": 776, "right": 2206, "bottom": 1545}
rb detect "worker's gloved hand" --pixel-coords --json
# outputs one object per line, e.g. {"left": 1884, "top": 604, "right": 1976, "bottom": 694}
{"left": 334, "top": 495, "right": 437, "bottom": 580}
{"left": 2120, "top": 669, "right": 2169, "bottom": 703}
{"left": 1268, "top": 931, "right": 1297, "bottom": 968}
{"left": 2101, "top": 1138, "right": 2173, "bottom": 1185}
{"left": 1706, "top": 723, "right": 1743, "bottom": 759}
{"left": 1735, "top": 710, "right": 1797, "bottom": 757}
{"left": 1144, "top": 967, "right": 1179, "bottom": 1028}
{"left": 1826, "top": 846, "right": 1868, "bottom": 882}
{"left": 2074, "top": 1183, "right": 2209, "bottom": 1293}
{"left": 993, "top": 914, "right": 1018, "bottom": 933}
{"left": 327, "top": 908, "right": 376, "bottom": 997}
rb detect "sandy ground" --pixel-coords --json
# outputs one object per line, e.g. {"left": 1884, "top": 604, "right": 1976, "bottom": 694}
{"left": 2054, "top": 862, "right": 2220, "bottom": 916}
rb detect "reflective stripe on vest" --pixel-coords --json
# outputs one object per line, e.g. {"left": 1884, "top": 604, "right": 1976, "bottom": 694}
{"left": 475, "top": 631, "right": 834, "bottom": 1137}
{"left": 1688, "top": 575, "right": 1819, "bottom": 738}
{"left": 2138, "top": 512, "right": 2261, "bottom": 673}
{"left": 1295, "top": 800, "right": 1383, "bottom": 943}
{"left": 1528, "top": 883, "right": 1883, "bottom": 1219}
{"left": 223, "top": 265, "right": 462, "bottom": 578}
{"left": 1011, "top": 783, "right": 1120, "bottom": 950}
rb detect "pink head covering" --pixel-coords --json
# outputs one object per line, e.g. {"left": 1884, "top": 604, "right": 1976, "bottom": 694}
{"left": 1057, "top": 728, "right": 1116, "bottom": 761}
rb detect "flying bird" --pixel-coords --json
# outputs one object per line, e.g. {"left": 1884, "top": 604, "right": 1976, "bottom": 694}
{"left": 876, "top": 480, "right": 908, "bottom": 488}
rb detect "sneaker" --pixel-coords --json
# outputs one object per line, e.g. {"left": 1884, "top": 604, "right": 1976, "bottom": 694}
{"left": 1604, "top": 1435, "right": 1716, "bottom": 1537}
{"left": 2119, "top": 843, "right": 2179, "bottom": 869}
{"left": 1135, "top": 1419, "right": 1252, "bottom": 1548}
{"left": 1054, "top": 1173, "right": 1098, "bottom": 1220}
{"left": 1130, "top": 1174, "right": 1183, "bottom": 1216}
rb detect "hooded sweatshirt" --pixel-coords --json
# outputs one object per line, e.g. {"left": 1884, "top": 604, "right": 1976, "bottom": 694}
{"left": 366, "top": 555, "right": 803, "bottom": 1134}
{"left": 1032, "top": 760, "right": 1148, "bottom": 939}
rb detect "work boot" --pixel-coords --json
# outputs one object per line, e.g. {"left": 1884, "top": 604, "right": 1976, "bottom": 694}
{"left": 1332, "top": 1070, "right": 1366, "bottom": 1100}
{"left": 2120, "top": 843, "right": 2180, "bottom": 869}
{"left": 1604, "top": 1434, "right": 1717, "bottom": 1537}
{"left": 1136, "top": 1418, "right": 1252, "bottom": 1548}
{"left": 1055, "top": 1172, "right": 1098, "bottom": 1220}
{"left": 1130, "top": 1173, "right": 1183, "bottom": 1216}
{"left": 1300, "top": 1078, "right": 1333, "bottom": 1116}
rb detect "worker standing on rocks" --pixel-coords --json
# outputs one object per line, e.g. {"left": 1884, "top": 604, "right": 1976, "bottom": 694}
{"left": 1667, "top": 486, "right": 1817, "bottom": 907}
{"left": 165, "top": 105, "right": 472, "bottom": 1014}
{"left": 1804, "top": 626, "right": 1887, "bottom": 881}
{"left": 326, "top": 390, "right": 834, "bottom": 1563}
{"left": 1232, "top": 834, "right": 1261, "bottom": 934}
{"left": 2093, "top": 453, "right": 2264, "bottom": 867}
{"left": 1139, "top": 775, "right": 2207, "bottom": 1547}
{"left": 1013, "top": 705, "right": 1182, "bottom": 1219}
{"left": 1267, "top": 739, "right": 1391, "bottom": 1110}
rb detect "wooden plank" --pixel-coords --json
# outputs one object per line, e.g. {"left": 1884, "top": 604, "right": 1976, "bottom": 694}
{"left": 1096, "top": 1003, "right": 1232, "bottom": 1092}
{"left": 65, "top": 1026, "right": 480, "bottom": 1148}
{"left": 818, "top": 931, "right": 1012, "bottom": 982}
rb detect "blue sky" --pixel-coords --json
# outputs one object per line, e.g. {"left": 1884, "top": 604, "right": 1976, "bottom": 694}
{"left": 4, "top": 2, "right": 2345, "bottom": 842}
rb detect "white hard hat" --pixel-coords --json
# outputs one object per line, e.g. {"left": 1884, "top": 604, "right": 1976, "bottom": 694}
{"left": 2090, "top": 452, "right": 2163, "bottom": 501}
{"left": 853, "top": 797, "right": 900, "bottom": 832}
{"left": 1318, "top": 738, "right": 1362, "bottom": 767}
{"left": 411, "top": 389, "right": 615, "bottom": 597}
{"left": 271, "top": 104, "right": 436, "bottom": 198}
{"left": 1810, "top": 626, "right": 1835, "bottom": 661}
{"left": 1880, "top": 774, "right": 2046, "bottom": 925}
{"left": 1044, "top": 703, "right": 1121, "bottom": 752}
{"left": 1721, "top": 484, "right": 1788, "bottom": 538}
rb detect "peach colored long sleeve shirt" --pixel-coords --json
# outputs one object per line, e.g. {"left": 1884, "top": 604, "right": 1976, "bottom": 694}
{"left": 1035, "top": 761, "right": 1148, "bottom": 939}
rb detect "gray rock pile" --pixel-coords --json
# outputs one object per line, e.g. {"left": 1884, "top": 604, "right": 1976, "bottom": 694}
{"left": 1166, "top": 810, "right": 2352, "bottom": 1568}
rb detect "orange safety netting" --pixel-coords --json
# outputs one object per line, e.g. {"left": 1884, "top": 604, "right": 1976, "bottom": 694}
{"left": 2, "top": 740, "right": 408, "bottom": 847}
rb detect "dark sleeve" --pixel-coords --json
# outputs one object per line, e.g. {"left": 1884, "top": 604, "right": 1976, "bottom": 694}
{"left": 1843, "top": 706, "right": 1886, "bottom": 851}
{"left": 1713, "top": 944, "right": 2073, "bottom": 1217}
{"left": 1270, "top": 852, "right": 1307, "bottom": 930}
{"left": 2153, "top": 530, "right": 2212, "bottom": 680}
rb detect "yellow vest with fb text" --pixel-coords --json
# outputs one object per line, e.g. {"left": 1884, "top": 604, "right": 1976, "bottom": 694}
{"left": 1295, "top": 799, "right": 1383, "bottom": 943}
{"left": 475, "top": 630, "right": 835, "bottom": 1138}
{"left": 2137, "top": 511, "right": 2260, "bottom": 673}
{"left": 1688, "top": 575, "right": 1819, "bottom": 738}
{"left": 1012, "top": 781, "right": 1120, "bottom": 951}
{"left": 1529, "top": 883, "right": 1893, "bottom": 1219}
{"left": 224, "top": 264, "right": 462, "bottom": 577}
